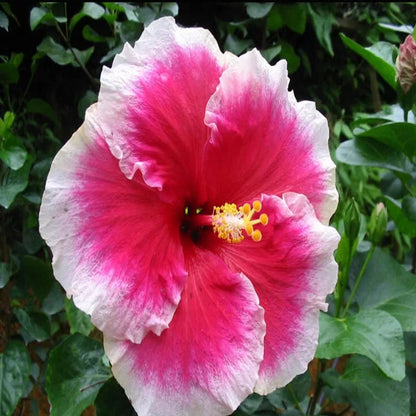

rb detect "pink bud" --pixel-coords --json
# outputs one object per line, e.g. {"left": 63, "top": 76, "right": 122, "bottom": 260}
{"left": 396, "top": 35, "right": 416, "bottom": 93}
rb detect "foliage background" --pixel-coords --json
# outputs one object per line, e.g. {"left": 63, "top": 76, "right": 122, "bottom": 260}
{"left": 1, "top": 2, "right": 416, "bottom": 416}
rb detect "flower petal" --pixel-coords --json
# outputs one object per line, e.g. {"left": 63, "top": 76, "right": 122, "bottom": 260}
{"left": 39, "top": 106, "right": 187, "bottom": 343}
{"left": 204, "top": 49, "right": 337, "bottom": 224}
{"left": 104, "top": 245, "right": 265, "bottom": 416}
{"left": 98, "top": 16, "right": 234, "bottom": 203}
{"left": 211, "top": 193, "right": 339, "bottom": 393}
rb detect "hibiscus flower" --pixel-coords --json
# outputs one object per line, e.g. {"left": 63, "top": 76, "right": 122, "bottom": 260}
{"left": 39, "top": 17, "right": 339, "bottom": 416}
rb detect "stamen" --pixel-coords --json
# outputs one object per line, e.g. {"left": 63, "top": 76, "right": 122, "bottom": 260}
{"left": 212, "top": 200, "right": 268, "bottom": 243}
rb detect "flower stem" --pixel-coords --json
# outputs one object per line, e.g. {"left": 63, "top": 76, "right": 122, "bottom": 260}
{"left": 342, "top": 244, "right": 375, "bottom": 318}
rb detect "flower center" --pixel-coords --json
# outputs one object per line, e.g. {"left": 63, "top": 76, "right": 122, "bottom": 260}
{"left": 182, "top": 200, "right": 268, "bottom": 244}
{"left": 212, "top": 200, "right": 268, "bottom": 243}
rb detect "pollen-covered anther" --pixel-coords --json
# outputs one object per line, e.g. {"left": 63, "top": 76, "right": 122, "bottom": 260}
{"left": 212, "top": 200, "right": 268, "bottom": 243}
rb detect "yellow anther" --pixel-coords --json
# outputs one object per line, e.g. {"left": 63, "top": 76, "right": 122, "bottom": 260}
{"left": 242, "top": 203, "right": 251, "bottom": 215}
{"left": 252, "top": 229, "right": 262, "bottom": 242}
{"left": 260, "top": 213, "right": 268, "bottom": 225}
{"left": 212, "top": 200, "right": 268, "bottom": 243}
{"left": 253, "top": 200, "right": 262, "bottom": 212}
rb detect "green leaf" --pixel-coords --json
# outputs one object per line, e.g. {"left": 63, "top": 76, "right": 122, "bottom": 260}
{"left": 46, "top": 333, "right": 111, "bottom": 416}
{"left": 278, "top": 4, "right": 306, "bottom": 34}
{"left": 17, "top": 255, "right": 54, "bottom": 300}
{"left": 383, "top": 196, "right": 416, "bottom": 237}
{"left": 279, "top": 41, "right": 300, "bottom": 73}
{"left": 0, "top": 135, "right": 27, "bottom": 170}
{"left": 22, "top": 227, "right": 44, "bottom": 254}
{"left": 353, "top": 247, "right": 416, "bottom": 331}
{"left": 357, "top": 122, "right": 416, "bottom": 158}
{"left": 0, "top": 261, "right": 13, "bottom": 288}
{"left": 402, "top": 196, "right": 416, "bottom": 222}
{"left": 335, "top": 138, "right": 413, "bottom": 173}
{"left": 267, "top": 371, "right": 311, "bottom": 410}
{"left": 14, "top": 308, "right": 51, "bottom": 343}
{"left": 42, "top": 283, "right": 65, "bottom": 315}
{"left": 405, "top": 332, "right": 416, "bottom": 367}
{"left": 118, "top": 20, "right": 142, "bottom": 44}
{"left": 0, "top": 158, "right": 32, "bottom": 209}
{"left": 27, "top": 98, "right": 59, "bottom": 125}
{"left": 29, "top": 7, "right": 54, "bottom": 31}
{"left": 308, "top": 4, "right": 336, "bottom": 56}
{"left": 407, "top": 366, "right": 416, "bottom": 413}
{"left": 224, "top": 34, "right": 253, "bottom": 56}
{"left": 317, "top": 309, "right": 405, "bottom": 380}
{"left": 37, "top": 36, "right": 94, "bottom": 67}
{"left": 340, "top": 34, "right": 396, "bottom": 89}
{"left": 0, "top": 111, "right": 15, "bottom": 134}
{"left": 0, "top": 10, "right": 9, "bottom": 31}
{"left": 260, "top": 45, "right": 282, "bottom": 63}
{"left": 0, "top": 63, "right": 19, "bottom": 84}
{"left": 322, "top": 355, "right": 410, "bottom": 416}
{"left": 69, "top": 2, "right": 105, "bottom": 31}
{"left": 65, "top": 298, "right": 94, "bottom": 336}
{"left": 82, "top": 25, "right": 107, "bottom": 43}
{"left": 77, "top": 90, "right": 97, "bottom": 119}
{"left": 95, "top": 378, "right": 137, "bottom": 416}
{"left": 245, "top": 2, "right": 273, "bottom": 19}
{"left": 237, "top": 393, "right": 264, "bottom": 414}
{"left": 0, "top": 342, "right": 31, "bottom": 416}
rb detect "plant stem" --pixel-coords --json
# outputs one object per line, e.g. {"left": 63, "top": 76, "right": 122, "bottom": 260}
{"left": 288, "top": 384, "right": 304, "bottom": 415}
{"left": 53, "top": 19, "right": 99, "bottom": 89}
{"left": 335, "top": 239, "right": 354, "bottom": 318}
{"left": 307, "top": 359, "right": 326, "bottom": 416}
{"left": 342, "top": 244, "right": 375, "bottom": 318}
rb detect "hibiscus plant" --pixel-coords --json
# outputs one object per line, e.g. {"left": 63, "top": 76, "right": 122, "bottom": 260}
{"left": 1, "top": 3, "right": 416, "bottom": 416}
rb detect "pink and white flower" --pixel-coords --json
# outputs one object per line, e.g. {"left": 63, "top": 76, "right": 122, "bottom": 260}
{"left": 39, "top": 17, "right": 339, "bottom": 416}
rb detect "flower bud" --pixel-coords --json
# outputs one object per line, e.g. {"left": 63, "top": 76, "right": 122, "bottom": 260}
{"left": 396, "top": 35, "right": 416, "bottom": 94}
{"left": 368, "top": 203, "right": 388, "bottom": 246}
{"left": 344, "top": 199, "right": 361, "bottom": 242}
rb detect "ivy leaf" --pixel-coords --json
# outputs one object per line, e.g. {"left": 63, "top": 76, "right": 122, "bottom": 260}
{"left": 0, "top": 342, "right": 31, "bottom": 416}
{"left": 353, "top": 247, "right": 416, "bottom": 331}
{"left": 46, "top": 333, "right": 111, "bottom": 416}
{"left": 0, "top": 261, "right": 13, "bottom": 288}
{"left": 0, "top": 10, "right": 9, "bottom": 31}
{"left": 95, "top": 378, "right": 136, "bottom": 416}
{"left": 316, "top": 309, "right": 405, "bottom": 381}
{"left": 65, "top": 298, "right": 94, "bottom": 336}
{"left": 69, "top": 2, "right": 105, "bottom": 31}
{"left": 0, "top": 135, "right": 27, "bottom": 170}
{"left": 37, "top": 36, "right": 94, "bottom": 67}
{"left": 29, "top": 7, "right": 54, "bottom": 31}
{"left": 27, "top": 98, "right": 59, "bottom": 125}
{"left": 245, "top": 2, "right": 273, "bottom": 19}
{"left": 267, "top": 371, "right": 311, "bottom": 411}
{"left": 14, "top": 308, "right": 51, "bottom": 343}
{"left": 322, "top": 355, "right": 410, "bottom": 416}
{"left": 0, "top": 158, "right": 32, "bottom": 209}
